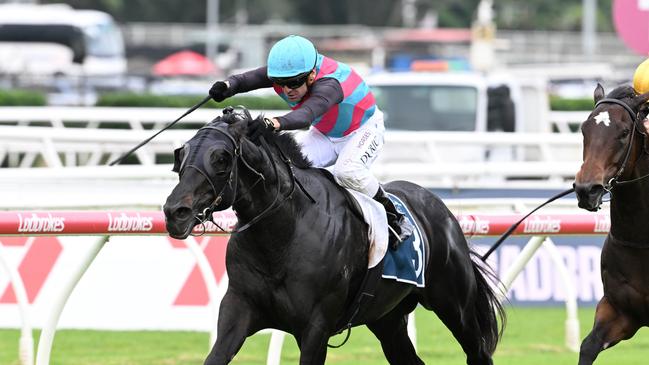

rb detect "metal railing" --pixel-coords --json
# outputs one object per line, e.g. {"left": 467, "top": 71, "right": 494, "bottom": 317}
{"left": 0, "top": 210, "right": 596, "bottom": 364}
{"left": 0, "top": 106, "right": 588, "bottom": 184}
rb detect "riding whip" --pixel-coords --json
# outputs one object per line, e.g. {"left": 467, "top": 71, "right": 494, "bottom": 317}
{"left": 108, "top": 95, "right": 212, "bottom": 166}
{"left": 480, "top": 187, "right": 575, "bottom": 261}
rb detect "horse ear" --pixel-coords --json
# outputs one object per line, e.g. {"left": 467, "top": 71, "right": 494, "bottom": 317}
{"left": 172, "top": 146, "right": 183, "bottom": 173}
{"left": 594, "top": 83, "right": 605, "bottom": 103}
{"left": 632, "top": 90, "right": 649, "bottom": 110}
{"left": 227, "top": 115, "right": 249, "bottom": 141}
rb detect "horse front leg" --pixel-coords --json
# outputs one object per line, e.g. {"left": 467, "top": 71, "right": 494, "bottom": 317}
{"left": 296, "top": 313, "right": 334, "bottom": 365}
{"left": 204, "top": 290, "right": 263, "bottom": 365}
{"left": 578, "top": 297, "right": 639, "bottom": 365}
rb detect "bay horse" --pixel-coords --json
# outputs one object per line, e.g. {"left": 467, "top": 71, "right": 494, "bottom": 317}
{"left": 574, "top": 84, "right": 649, "bottom": 364}
{"left": 163, "top": 108, "right": 504, "bottom": 365}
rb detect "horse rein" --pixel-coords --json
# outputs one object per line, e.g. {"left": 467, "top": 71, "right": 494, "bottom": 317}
{"left": 595, "top": 98, "right": 649, "bottom": 191}
{"left": 481, "top": 97, "right": 646, "bottom": 262}
{"left": 219, "top": 135, "right": 315, "bottom": 233}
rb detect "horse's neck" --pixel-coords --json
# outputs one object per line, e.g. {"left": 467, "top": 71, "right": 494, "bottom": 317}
{"left": 232, "top": 142, "right": 295, "bottom": 224}
{"left": 610, "top": 158, "right": 649, "bottom": 243}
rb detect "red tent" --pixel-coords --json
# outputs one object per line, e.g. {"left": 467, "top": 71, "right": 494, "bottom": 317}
{"left": 152, "top": 50, "right": 218, "bottom": 77}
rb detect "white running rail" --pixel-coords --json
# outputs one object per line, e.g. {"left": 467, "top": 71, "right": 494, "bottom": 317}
{"left": 0, "top": 126, "right": 583, "bottom": 184}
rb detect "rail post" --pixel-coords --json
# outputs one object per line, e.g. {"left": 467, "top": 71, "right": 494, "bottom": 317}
{"left": 35, "top": 235, "right": 109, "bottom": 365}
{"left": 498, "top": 235, "right": 580, "bottom": 352}
{"left": 0, "top": 240, "right": 33, "bottom": 365}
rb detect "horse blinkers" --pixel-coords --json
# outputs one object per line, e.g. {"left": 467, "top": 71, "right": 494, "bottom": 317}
{"left": 170, "top": 125, "right": 240, "bottom": 224}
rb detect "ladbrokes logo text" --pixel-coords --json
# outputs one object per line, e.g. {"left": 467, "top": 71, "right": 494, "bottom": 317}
{"left": 17, "top": 213, "right": 65, "bottom": 233}
{"left": 107, "top": 213, "right": 153, "bottom": 232}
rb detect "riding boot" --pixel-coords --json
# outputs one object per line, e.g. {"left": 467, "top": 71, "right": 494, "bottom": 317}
{"left": 373, "top": 186, "right": 415, "bottom": 250}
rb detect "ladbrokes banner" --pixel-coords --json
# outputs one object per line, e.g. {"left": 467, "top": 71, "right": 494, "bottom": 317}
{"left": 0, "top": 211, "right": 607, "bottom": 330}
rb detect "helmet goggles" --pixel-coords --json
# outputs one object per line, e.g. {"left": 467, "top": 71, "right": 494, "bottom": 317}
{"left": 269, "top": 70, "right": 312, "bottom": 89}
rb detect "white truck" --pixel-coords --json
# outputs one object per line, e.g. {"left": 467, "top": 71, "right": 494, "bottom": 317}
{"left": 366, "top": 70, "right": 551, "bottom": 134}
{"left": 0, "top": 3, "right": 126, "bottom": 83}
{"left": 365, "top": 70, "right": 576, "bottom": 178}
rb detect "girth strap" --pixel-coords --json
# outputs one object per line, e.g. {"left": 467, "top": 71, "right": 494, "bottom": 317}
{"left": 328, "top": 258, "right": 385, "bottom": 348}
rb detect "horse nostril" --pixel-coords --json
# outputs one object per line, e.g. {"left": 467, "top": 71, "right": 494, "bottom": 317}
{"left": 574, "top": 182, "right": 603, "bottom": 199}
{"left": 173, "top": 207, "right": 192, "bottom": 220}
{"left": 588, "top": 184, "right": 604, "bottom": 197}
{"left": 574, "top": 182, "right": 606, "bottom": 211}
{"left": 574, "top": 183, "right": 587, "bottom": 197}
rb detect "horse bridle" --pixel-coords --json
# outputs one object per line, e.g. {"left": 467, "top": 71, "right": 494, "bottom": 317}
{"left": 178, "top": 122, "right": 312, "bottom": 235}
{"left": 595, "top": 98, "right": 649, "bottom": 191}
{"left": 482, "top": 97, "right": 647, "bottom": 262}
{"left": 180, "top": 124, "right": 245, "bottom": 228}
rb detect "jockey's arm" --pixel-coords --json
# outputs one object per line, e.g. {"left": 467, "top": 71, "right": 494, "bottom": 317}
{"left": 225, "top": 66, "right": 274, "bottom": 95}
{"left": 275, "top": 78, "right": 343, "bottom": 131}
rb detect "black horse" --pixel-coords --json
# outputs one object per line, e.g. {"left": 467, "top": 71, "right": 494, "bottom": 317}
{"left": 163, "top": 108, "right": 504, "bottom": 365}
{"left": 574, "top": 84, "right": 649, "bottom": 364}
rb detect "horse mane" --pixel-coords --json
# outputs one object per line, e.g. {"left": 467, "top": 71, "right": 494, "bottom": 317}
{"left": 267, "top": 130, "right": 313, "bottom": 169}
{"left": 216, "top": 111, "right": 312, "bottom": 169}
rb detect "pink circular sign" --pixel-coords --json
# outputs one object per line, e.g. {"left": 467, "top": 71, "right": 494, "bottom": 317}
{"left": 613, "top": 0, "right": 649, "bottom": 55}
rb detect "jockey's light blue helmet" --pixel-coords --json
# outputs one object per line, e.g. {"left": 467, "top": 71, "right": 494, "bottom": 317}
{"left": 267, "top": 35, "right": 317, "bottom": 78}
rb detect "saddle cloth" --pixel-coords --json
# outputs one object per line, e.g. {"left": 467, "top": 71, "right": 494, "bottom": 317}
{"left": 382, "top": 193, "right": 426, "bottom": 287}
{"left": 345, "top": 189, "right": 388, "bottom": 268}
{"left": 346, "top": 190, "right": 426, "bottom": 287}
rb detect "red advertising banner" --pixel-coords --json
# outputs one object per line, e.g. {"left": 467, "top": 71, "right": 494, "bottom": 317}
{"left": 0, "top": 210, "right": 610, "bottom": 237}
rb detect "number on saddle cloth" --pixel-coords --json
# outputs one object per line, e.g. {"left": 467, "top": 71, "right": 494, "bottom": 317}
{"left": 382, "top": 193, "right": 425, "bottom": 287}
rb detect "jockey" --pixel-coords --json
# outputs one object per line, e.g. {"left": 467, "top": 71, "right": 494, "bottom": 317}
{"left": 208, "top": 34, "right": 413, "bottom": 248}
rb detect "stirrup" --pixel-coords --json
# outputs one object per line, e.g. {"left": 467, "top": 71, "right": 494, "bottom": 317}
{"left": 387, "top": 225, "right": 402, "bottom": 250}
{"left": 398, "top": 218, "right": 415, "bottom": 240}
{"left": 387, "top": 225, "right": 403, "bottom": 243}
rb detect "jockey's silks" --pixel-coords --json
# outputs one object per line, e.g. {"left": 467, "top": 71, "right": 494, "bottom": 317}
{"left": 273, "top": 54, "right": 376, "bottom": 138}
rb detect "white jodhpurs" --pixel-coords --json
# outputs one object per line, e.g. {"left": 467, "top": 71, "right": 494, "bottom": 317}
{"left": 296, "top": 109, "right": 385, "bottom": 196}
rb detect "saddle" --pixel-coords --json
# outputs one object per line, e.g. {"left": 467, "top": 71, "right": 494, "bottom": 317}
{"left": 317, "top": 168, "right": 366, "bottom": 223}
{"left": 316, "top": 168, "right": 386, "bottom": 337}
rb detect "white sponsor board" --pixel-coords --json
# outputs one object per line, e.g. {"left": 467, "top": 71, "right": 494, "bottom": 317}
{"left": 475, "top": 242, "right": 604, "bottom": 303}
{"left": 0, "top": 235, "right": 604, "bottom": 330}
{"left": 0, "top": 235, "right": 227, "bottom": 331}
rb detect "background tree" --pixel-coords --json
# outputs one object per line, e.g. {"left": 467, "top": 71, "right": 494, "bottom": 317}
{"left": 41, "top": 0, "right": 613, "bottom": 31}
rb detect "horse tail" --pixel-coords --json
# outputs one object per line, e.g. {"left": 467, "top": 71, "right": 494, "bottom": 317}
{"left": 469, "top": 250, "right": 506, "bottom": 355}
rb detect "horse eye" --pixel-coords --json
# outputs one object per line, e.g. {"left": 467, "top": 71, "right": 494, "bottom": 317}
{"left": 619, "top": 129, "right": 630, "bottom": 138}
{"left": 211, "top": 154, "right": 231, "bottom": 174}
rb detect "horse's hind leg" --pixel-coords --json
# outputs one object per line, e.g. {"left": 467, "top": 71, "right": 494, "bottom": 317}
{"left": 367, "top": 309, "right": 424, "bottom": 365}
{"left": 427, "top": 296, "right": 493, "bottom": 365}
{"left": 579, "top": 297, "right": 639, "bottom": 365}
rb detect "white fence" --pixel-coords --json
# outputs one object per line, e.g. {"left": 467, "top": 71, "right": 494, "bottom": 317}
{"left": 0, "top": 106, "right": 595, "bottom": 364}
{"left": 0, "top": 106, "right": 588, "bottom": 131}
{"left": 0, "top": 210, "right": 599, "bottom": 365}
{"left": 0, "top": 106, "right": 589, "bottom": 186}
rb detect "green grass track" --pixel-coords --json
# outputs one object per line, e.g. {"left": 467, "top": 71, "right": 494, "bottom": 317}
{"left": 2, "top": 306, "right": 649, "bottom": 364}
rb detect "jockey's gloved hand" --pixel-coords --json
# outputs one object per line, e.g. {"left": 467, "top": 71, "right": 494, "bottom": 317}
{"left": 248, "top": 117, "right": 276, "bottom": 141}
{"left": 209, "top": 81, "right": 229, "bottom": 102}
